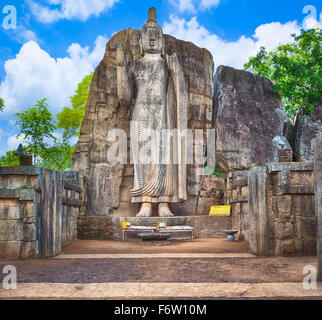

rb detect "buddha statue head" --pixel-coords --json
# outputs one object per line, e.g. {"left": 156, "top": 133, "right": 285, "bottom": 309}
{"left": 141, "top": 7, "right": 163, "bottom": 55}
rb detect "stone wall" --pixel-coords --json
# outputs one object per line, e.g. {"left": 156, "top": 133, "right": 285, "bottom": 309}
{"left": 78, "top": 215, "right": 232, "bottom": 241}
{"left": 249, "top": 162, "right": 316, "bottom": 256}
{"left": 226, "top": 163, "right": 316, "bottom": 256}
{"left": 226, "top": 171, "right": 249, "bottom": 241}
{"left": 0, "top": 167, "right": 84, "bottom": 259}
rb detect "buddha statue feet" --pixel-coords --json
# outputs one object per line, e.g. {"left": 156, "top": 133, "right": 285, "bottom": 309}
{"left": 136, "top": 203, "right": 152, "bottom": 217}
{"left": 158, "top": 203, "right": 174, "bottom": 217}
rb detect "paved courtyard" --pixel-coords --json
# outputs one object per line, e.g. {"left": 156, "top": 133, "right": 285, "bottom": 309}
{"left": 0, "top": 239, "right": 321, "bottom": 299}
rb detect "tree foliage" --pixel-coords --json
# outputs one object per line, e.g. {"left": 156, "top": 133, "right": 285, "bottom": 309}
{"left": 0, "top": 97, "right": 4, "bottom": 112}
{"left": 0, "top": 151, "right": 19, "bottom": 167}
{"left": 15, "top": 98, "right": 56, "bottom": 161}
{"left": 244, "top": 28, "right": 322, "bottom": 117}
{"left": 57, "top": 72, "right": 93, "bottom": 136}
{"left": 14, "top": 98, "right": 73, "bottom": 170}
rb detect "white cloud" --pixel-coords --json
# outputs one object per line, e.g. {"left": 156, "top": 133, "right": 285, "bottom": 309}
{"left": 169, "top": 0, "right": 221, "bottom": 13}
{"left": 200, "top": 0, "right": 220, "bottom": 10}
{"left": 303, "top": 15, "right": 322, "bottom": 29}
{"left": 0, "top": 35, "right": 108, "bottom": 119}
{"left": 29, "top": 0, "right": 119, "bottom": 23}
{"left": 7, "top": 134, "right": 25, "bottom": 151}
{"left": 163, "top": 16, "right": 301, "bottom": 69}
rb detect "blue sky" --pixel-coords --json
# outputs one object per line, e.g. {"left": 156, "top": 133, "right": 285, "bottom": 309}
{"left": 0, "top": 0, "right": 321, "bottom": 156}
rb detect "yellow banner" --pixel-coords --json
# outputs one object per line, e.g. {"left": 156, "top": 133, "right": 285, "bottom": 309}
{"left": 209, "top": 206, "right": 231, "bottom": 216}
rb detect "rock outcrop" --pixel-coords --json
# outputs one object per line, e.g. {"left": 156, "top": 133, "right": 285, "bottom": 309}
{"left": 72, "top": 29, "right": 214, "bottom": 216}
{"left": 213, "top": 66, "right": 286, "bottom": 171}
{"left": 294, "top": 103, "right": 322, "bottom": 162}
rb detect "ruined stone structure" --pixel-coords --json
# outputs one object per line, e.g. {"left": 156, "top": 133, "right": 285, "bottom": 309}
{"left": 0, "top": 167, "right": 85, "bottom": 259}
{"left": 227, "top": 163, "right": 316, "bottom": 257}
{"left": 226, "top": 171, "right": 249, "bottom": 241}
{"left": 72, "top": 12, "right": 214, "bottom": 217}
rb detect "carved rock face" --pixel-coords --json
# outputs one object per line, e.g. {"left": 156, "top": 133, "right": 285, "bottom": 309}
{"left": 72, "top": 29, "right": 214, "bottom": 216}
{"left": 141, "top": 27, "right": 163, "bottom": 54}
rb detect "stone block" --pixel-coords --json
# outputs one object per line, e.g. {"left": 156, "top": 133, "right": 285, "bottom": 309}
{"left": 23, "top": 223, "right": 37, "bottom": 241}
{"left": 232, "top": 203, "right": 241, "bottom": 215}
{"left": 21, "top": 241, "right": 39, "bottom": 259}
{"left": 291, "top": 195, "right": 315, "bottom": 217}
{"left": 196, "top": 198, "right": 213, "bottom": 216}
{"left": 275, "top": 239, "right": 295, "bottom": 256}
{"left": 275, "top": 221, "right": 293, "bottom": 240}
{"left": 274, "top": 195, "right": 292, "bottom": 219}
{"left": 0, "top": 241, "right": 21, "bottom": 259}
{"left": 0, "top": 205, "right": 21, "bottom": 220}
{"left": 0, "top": 220, "right": 23, "bottom": 241}
{"left": 23, "top": 202, "right": 38, "bottom": 218}
{"left": 276, "top": 171, "right": 290, "bottom": 187}
{"left": 290, "top": 171, "right": 314, "bottom": 186}
{"left": 19, "top": 189, "right": 36, "bottom": 201}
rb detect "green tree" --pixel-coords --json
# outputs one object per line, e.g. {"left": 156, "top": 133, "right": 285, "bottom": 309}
{"left": 0, "top": 151, "right": 20, "bottom": 167}
{"left": 38, "top": 137, "right": 75, "bottom": 171}
{"left": 16, "top": 98, "right": 56, "bottom": 163}
{"left": 0, "top": 97, "right": 4, "bottom": 112}
{"left": 57, "top": 72, "right": 93, "bottom": 136}
{"left": 244, "top": 28, "right": 322, "bottom": 117}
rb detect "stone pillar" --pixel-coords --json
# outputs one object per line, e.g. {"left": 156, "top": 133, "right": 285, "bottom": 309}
{"left": 248, "top": 166, "right": 274, "bottom": 256}
{"left": 315, "top": 133, "right": 322, "bottom": 281}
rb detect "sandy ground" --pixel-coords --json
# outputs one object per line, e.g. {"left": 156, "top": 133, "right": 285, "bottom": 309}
{"left": 62, "top": 239, "right": 250, "bottom": 254}
{"left": 0, "top": 239, "right": 319, "bottom": 299}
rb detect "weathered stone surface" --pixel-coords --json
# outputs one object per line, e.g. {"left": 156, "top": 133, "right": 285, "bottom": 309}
{"left": 294, "top": 103, "right": 322, "bottom": 162}
{"left": 0, "top": 220, "right": 23, "bottom": 241}
{"left": 0, "top": 205, "right": 21, "bottom": 220}
{"left": 0, "top": 168, "right": 82, "bottom": 259}
{"left": 21, "top": 241, "right": 39, "bottom": 259}
{"left": 72, "top": 28, "right": 214, "bottom": 216}
{"left": 248, "top": 166, "right": 275, "bottom": 256}
{"left": 23, "top": 223, "right": 37, "bottom": 242}
{"left": 315, "top": 133, "right": 322, "bottom": 280}
{"left": 0, "top": 241, "right": 21, "bottom": 259}
{"left": 213, "top": 66, "right": 285, "bottom": 171}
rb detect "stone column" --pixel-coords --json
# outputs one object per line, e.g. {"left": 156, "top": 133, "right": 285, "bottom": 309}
{"left": 248, "top": 166, "right": 274, "bottom": 256}
{"left": 315, "top": 133, "right": 322, "bottom": 281}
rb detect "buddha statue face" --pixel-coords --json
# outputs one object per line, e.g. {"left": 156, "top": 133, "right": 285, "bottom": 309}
{"left": 141, "top": 27, "right": 163, "bottom": 54}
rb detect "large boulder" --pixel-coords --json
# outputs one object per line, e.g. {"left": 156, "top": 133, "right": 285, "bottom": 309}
{"left": 294, "top": 103, "right": 322, "bottom": 162}
{"left": 72, "top": 29, "right": 214, "bottom": 216}
{"left": 213, "top": 66, "right": 286, "bottom": 171}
